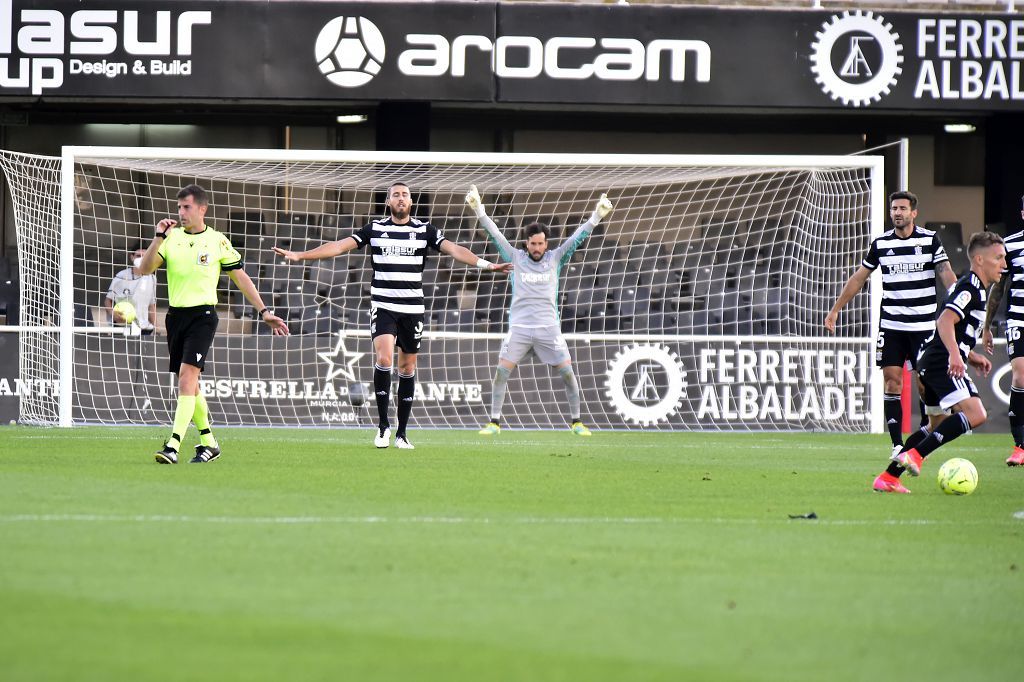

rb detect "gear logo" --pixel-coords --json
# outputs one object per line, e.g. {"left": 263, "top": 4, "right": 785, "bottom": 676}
{"left": 315, "top": 16, "right": 386, "bottom": 88}
{"left": 604, "top": 344, "right": 686, "bottom": 426}
{"left": 810, "top": 11, "right": 903, "bottom": 107}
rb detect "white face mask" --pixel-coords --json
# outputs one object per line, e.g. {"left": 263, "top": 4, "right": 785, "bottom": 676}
{"left": 133, "top": 257, "right": 143, "bottom": 269}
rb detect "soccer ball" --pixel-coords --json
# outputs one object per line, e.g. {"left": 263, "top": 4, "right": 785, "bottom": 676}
{"left": 113, "top": 300, "right": 136, "bottom": 325}
{"left": 937, "top": 457, "right": 978, "bottom": 495}
{"left": 315, "top": 16, "right": 385, "bottom": 88}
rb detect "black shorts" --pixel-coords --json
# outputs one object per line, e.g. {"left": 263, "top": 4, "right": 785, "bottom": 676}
{"left": 1007, "top": 326, "right": 1024, "bottom": 361}
{"left": 370, "top": 307, "right": 424, "bottom": 354}
{"left": 918, "top": 348, "right": 979, "bottom": 411}
{"left": 875, "top": 328, "right": 930, "bottom": 370}
{"left": 165, "top": 305, "right": 218, "bottom": 374}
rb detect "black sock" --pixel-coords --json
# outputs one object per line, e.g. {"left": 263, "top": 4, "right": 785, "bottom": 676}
{"left": 883, "top": 393, "right": 903, "bottom": 447}
{"left": 919, "top": 399, "right": 928, "bottom": 428}
{"left": 396, "top": 372, "right": 415, "bottom": 437}
{"left": 904, "top": 426, "right": 930, "bottom": 452}
{"left": 374, "top": 364, "right": 391, "bottom": 429}
{"left": 917, "top": 413, "right": 971, "bottom": 459}
{"left": 1010, "top": 386, "right": 1024, "bottom": 447}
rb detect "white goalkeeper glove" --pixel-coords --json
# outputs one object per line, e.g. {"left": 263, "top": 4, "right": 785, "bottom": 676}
{"left": 591, "top": 193, "right": 613, "bottom": 223}
{"left": 465, "top": 184, "right": 486, "bottom": 217}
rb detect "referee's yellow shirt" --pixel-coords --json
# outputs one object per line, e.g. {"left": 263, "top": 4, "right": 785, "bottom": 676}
{"left": 157, "top": 225, "right": 242, "bottom": 307}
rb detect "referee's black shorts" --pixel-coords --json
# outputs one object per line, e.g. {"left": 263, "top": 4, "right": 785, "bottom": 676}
{"left": 165, "top": 305, "right": 218, "bottom": 374}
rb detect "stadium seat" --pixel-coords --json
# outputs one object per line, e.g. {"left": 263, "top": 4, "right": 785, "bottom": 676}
{"left": 267, "top": 260, "right": 304, "bottom": 293}
{"left": 299, "top": 306, "right": 335, "bottom": 335}
{"left": 926, "top": 222, "right": 963, "bottom": 248}
{"left": 313, "top": 261, "right": 348, "bottom": 295}
{"left": 947, "top": 244, "right": 970, "bottom": 276}
{"left": 320, "top": 214, "right": 355, "bottom": 242}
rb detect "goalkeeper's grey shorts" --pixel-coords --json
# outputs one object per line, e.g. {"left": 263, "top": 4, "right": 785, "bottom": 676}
{"left": 499, "top": 325, "right": 571, "bottom": 366}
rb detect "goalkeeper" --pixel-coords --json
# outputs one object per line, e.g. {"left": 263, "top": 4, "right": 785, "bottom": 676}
{"left": 466, "top": 185, "right": 613, "bottom": 436}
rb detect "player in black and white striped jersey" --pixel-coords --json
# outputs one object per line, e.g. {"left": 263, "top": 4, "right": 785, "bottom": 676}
{"left": 825, "top": 191, "right": 957, "bottom": 459}
{"left": 983, "top": 194, "right": 1024, "bottom": 467}
{"left": 879, "top": 230, "right": 1005, "bottom": 490}
{"left": 273, "top": 182, "right": 513, "bottom": 450}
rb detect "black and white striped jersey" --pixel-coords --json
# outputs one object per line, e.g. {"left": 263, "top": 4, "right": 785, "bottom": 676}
{"left": 1001, "top": 230, "right": 1024, "bottom": 329}
{"left": 919, "top": 271, "right": 987, "bottom": 365}
{"left": 862, "top": 226, "right": 949, "bottom": 332}
{"left": 351, "top": 217, "right": 447, "bottom": 315}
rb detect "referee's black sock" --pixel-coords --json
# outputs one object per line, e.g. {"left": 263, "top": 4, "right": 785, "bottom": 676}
{"left": 1010, "top": 386, "right": 1024, "bottom": 447}
{"left": 916, "top": 413, "right": 971, "bottom": 459}
{"left": 374, "top": 364, "right": 392, "bottom": 429}
{"left": 396, "top": 372, "right": 415, "bottom": 438}
{"left": 883, "top": 393, "right": 903, "bottom": 447}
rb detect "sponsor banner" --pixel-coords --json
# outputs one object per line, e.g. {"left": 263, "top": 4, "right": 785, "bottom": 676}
{"left": 65, "top": 332, "right": 881, "bottom": 431}
{"left": 0, "top": 332, "right": 17, "bottom": 423}
{"left": 0, "top": 1, "right": 1021, "bottom": 110}
{"left": 1, "top": 329, "right": 1014, "bottom": 433}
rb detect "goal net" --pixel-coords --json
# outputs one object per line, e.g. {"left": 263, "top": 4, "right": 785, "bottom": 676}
{"left": 0, "top": 147, "right": 883, "bottom": 431}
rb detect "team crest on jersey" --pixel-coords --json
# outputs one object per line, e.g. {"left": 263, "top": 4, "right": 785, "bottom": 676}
{"left": 197, "top": 252, "right": 211, "bottom": 266}
{"left": 915, "top": 246, "right": 922, "bottom": 255}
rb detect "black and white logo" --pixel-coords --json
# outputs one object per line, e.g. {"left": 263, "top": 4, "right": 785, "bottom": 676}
{"left": 315, "top": 16, "right": 386, "bottom": 88}
{"left": 810, "top": 11, "right": 903, "bottom": 107}
{"left": 604, "top": 343, "right": 686, "bottom": 426}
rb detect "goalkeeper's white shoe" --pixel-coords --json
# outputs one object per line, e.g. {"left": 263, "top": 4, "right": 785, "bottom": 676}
{"left": 374, "top": 426, "right": 391, "bottom": 449}
{"left": 395, "top": 434, "right": 415, "bottom": 450}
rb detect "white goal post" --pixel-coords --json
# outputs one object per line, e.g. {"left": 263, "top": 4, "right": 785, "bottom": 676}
{"left": 0, "top": 146, "right": 884, "bottom": 432}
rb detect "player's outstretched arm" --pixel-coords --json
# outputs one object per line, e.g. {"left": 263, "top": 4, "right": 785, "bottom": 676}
{"left": 273, "top": 237, "right": 358, "bottom": 263}
{"left": 466, "top": 185, "right": 514, "bottom": 261}
{"left": 824, "top": 266, "right": 871, "bottom": 333}
{"left": 590, "top": 193, "right": 613, "bottom": 224}
{"left": 553, "top": 193, "right": 615, "bottom": 265}
{"left": 227, "top": 269, "right": 290, "bottom": 336}
{"left": 439, "top": 240, "right": 514, "bottom": 274}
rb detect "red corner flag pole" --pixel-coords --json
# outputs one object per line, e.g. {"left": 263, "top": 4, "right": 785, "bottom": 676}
{"left": 901, "top": 365, "right": 913, "bottom": 435}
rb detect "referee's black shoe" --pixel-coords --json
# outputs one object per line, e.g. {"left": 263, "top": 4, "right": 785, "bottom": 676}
{"left": 154, "top": 445, "right": 179, "bottom": 464}
{"left": 190, "top": 445, "right": 221, "bottom": 463}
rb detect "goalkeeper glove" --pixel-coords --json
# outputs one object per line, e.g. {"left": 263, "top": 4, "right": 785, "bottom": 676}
{"left": 465, "top": 184, "right": 486, "bottom": 217}
{"left": 591, "top": 193, "right": 613, "bottom": 223}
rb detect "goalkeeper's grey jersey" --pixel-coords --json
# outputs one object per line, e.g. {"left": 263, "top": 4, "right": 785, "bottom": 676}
{"left": 480, "top": 215, "right": 596, "bottom": 328}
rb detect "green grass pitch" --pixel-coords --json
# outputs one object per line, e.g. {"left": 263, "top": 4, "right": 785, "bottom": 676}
{"left": 1, "top": 427, "right": 1021, "bottom": 682}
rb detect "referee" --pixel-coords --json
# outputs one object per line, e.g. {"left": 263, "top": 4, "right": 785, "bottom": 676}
{"left": 139, "top": 184, "right": 289, "bottom": 464}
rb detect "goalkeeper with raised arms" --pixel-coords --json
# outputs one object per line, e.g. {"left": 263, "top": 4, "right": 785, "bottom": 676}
{"left": 140, "top": 184, "right": 289, "bottom": 464}
{"left": 466, "top": 185, "right": 613, "bottom": 436}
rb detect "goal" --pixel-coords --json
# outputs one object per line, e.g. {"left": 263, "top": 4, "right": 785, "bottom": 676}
{"left": 0, "top": 147, "right": 884, "bottom": 431}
